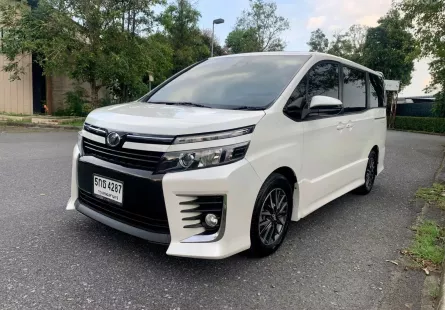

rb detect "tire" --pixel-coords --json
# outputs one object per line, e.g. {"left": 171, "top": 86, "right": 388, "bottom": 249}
{"left": 354, "top": 149, "right": 378, "bottom": 195}
{"left": 249, "top": 173, "right": 293, "bottom": 257}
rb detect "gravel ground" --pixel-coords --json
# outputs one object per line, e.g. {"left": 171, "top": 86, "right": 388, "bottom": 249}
{"left": 0, "top": 129, "right": 444, "bottom": 310}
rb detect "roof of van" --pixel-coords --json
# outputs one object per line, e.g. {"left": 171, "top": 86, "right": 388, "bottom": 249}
{"left": 215, "top": 52, "right": 383, "bottom": 77}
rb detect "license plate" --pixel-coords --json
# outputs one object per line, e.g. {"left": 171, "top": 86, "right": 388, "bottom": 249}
{"left": 93, "top": 175, "right": 123, "bottom": 204}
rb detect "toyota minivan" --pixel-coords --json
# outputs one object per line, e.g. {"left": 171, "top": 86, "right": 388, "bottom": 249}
{"left": 67, "top": 52, "right": 387, "bottom": 259}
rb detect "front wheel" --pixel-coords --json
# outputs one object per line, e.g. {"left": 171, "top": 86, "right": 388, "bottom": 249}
{"left": 354, "top": 150, "right": 378, "bottom": 195}
{"left": 249, "top": 173, "right": 293, "bottom": 257}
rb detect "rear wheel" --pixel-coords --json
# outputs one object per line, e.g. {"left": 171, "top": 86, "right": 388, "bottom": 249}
{"left": 249, "top": 173, "right": 293, "bottom": 257}
{"left": 354, "top": 150, "right": 378, "bottom": 195}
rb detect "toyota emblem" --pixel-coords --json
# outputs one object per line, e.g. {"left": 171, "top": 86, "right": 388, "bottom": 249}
{"left": 106, "top": 132, "right": 121, "bottom": 147}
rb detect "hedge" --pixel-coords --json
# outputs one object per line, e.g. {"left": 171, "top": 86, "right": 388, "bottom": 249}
{"left": 394, "top": 116, "right": 445, "bottom": 133}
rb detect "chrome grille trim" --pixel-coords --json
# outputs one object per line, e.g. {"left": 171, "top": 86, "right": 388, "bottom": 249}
{"left": 83, "top": 123, "right": 175, "bottom": 145}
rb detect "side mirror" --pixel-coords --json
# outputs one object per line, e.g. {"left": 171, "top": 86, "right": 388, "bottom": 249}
{"left": 309, "top": 95, "right": 343, "bottom": 109}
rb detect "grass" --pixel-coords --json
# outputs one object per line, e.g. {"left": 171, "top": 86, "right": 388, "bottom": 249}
{"left": 407, "top": 220, "right": 445, "bottom": 267}
{"left": 430, "top": 285, "right": 440, "bottom": 299}
{"left": 416, "top": 183, "right": 445, "bottom": 209}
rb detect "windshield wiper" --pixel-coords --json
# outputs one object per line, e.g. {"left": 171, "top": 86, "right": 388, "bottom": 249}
{"left": 147, "top": 101, "right": 212, "bottom": 108}
{"left": 232, "top": 106, "right": 265, "bottom": 111}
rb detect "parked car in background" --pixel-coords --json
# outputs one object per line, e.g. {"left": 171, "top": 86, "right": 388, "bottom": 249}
{"left": 66, "top": 52, "right": 387, "bottom": 259}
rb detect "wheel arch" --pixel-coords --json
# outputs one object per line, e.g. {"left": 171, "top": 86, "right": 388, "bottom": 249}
{"left": 268, "top": 166, "right": 300, "bottom": 221}
{"left": 371, "top": 145, "right": 379, "bottom": 174}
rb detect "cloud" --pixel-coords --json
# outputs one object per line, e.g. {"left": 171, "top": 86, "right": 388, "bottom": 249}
{"left": 309, "top": 0, "right": 392, "bottom": 34}
{"left": 357, "top": 15, "right": 380, "bottom": 27}
{"left": 306, "top": 16, "right": 326, "bottom": 30}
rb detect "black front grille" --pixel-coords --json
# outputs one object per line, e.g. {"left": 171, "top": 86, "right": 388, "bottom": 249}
{"left": 82, "top": 138, "right": 163, "bottom": 171}
{"left": 79, "top": 189, "right": 170, "bottom": 234}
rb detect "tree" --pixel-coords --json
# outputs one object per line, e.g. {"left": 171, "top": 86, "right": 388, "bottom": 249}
{"left": 400, "top": 0, "right": 445, "bottom": 113}
{"left": 362, "top": 10, "right": 418, "bottom": 89}
{"left": 307, "top": 25, "right": 368, "bottom": 62}
{"left": 307, "top": 28, "right": 329, "bottom": 53}
{"left": 226, "top": 0, "right": 289, "bottom": 54}
{"left": 225, "top": 28, "right": 260, "bottom": 54}
{"left": 200, "top": 29, "right": 225, "bottom": 57}
{"left": 0, "top": 0, "right": 167, "bottom": 107}
{"left": 159, "top": 0, "right": 208, "bottom": 73}
{"left": 362, "top": 9, "right": 418, "bottom": 127}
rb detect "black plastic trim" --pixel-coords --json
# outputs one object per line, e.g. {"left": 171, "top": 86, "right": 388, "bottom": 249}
{"left": 75, "top": 200, "right": 171, "bottom": 244}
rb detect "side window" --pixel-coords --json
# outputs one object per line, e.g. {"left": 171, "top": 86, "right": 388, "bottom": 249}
{"left": 343, "top": 66, "right": 366, "bottom": 113}
{"left": 308, "top": 62, "right": 340, "bottom": 116}
{"left": 284, "top": 62, "right": 341, "bottom": 121}
{"left": 308, "top": 62, "right": 339, "bottom": 100}
{"left": 369, "top": 74, "right": 385, "bottom": 107}
{"left": 284, "top": 75, "right": 308, "bottom": 120}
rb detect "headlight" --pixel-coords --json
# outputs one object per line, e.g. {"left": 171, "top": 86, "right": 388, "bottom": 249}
{"left": 155, "top": 142, "right": 250, "bottom": 174}
{"left": 77, "top": 132, "right": 83, "bottom": 156}
{"left": 173, "top": 126, "right": 254, "bottom": 144}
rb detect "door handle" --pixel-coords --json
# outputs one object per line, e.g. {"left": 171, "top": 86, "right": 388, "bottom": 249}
{"left": 337, "top": 123, "right": 345, "bottom": 130}
{"left": 346, "top": 123, "right": 354, "bottom": 129}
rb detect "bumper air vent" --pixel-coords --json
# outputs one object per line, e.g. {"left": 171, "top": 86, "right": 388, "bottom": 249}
{"left": 180, "top": 196, "right": 225, "bottom": 232}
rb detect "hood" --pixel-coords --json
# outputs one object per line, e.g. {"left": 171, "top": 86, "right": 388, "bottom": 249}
{"left": 85, "top": 102, "right": 266, "bottom": 135}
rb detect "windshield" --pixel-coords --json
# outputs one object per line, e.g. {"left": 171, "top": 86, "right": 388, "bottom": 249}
{"left": 146, "top": 55, "right": 311, "bottom": 110}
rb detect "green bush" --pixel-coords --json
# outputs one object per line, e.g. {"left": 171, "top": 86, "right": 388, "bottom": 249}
{"left": 394, "top": 116, "right": 445, "bottom": 133}
{"left": 55, "top": 87, "right": 90, "bottom": 117}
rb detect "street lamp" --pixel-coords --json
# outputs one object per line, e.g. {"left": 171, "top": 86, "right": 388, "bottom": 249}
{"left": 211, "top": 18, "right": 224, "bottom": 57}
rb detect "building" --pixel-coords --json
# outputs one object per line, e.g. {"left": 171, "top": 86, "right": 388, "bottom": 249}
{"left": 397, "top": 95, "right": 435, "bottom": 104}
{"left": 0, "top": 0, "right": 104, "bottom": 115}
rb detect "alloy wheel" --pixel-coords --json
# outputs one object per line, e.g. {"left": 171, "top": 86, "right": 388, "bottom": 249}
{"left": 258, "top": 188, "right": 289, "bottom": 246}
{"left": 365, "top": 155, "right": 376, "bottom": 190}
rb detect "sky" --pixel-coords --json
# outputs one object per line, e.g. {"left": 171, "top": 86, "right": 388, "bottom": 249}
{"left": 195, "top": 0, "right": 431, "bottom": 97}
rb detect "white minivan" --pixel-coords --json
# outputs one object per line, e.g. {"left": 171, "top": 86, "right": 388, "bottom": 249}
{"left": 67, "top": 52, "right": 387, "bottom": 259}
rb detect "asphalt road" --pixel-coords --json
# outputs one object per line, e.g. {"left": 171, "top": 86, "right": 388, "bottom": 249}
{"left": 1, "top": 129, "right": 445, "bottom": 310}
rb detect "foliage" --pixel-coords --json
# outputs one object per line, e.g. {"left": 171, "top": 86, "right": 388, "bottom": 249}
{"left": 200, "top": 28, "right": 224, "bottom": 57}
{"left": 362, "top": 10, "right": 418, "bottom": 90}
{"left": 54, "top": 87, "right": 90, "bottom": 117}
{"left": 416, "top": 183, "right": 445, "bottom": 209}
{"left": 159, "top": 0, "right": 208, "bottom": 74}
{"left": 307, "top": 25, "right": 368, "bottom": 62}
{"left": 394, "top": 116, "right": 445, "bottom": 133}
{"left": 226, "top": 28, "right": 260, "bottom": 54}
{"left": 307, "top": 11, "right": 417, "bottom": 91}
{"left": 407, "top": 220, "right": 445, "bottom": 266}
{"left": 226, "top": 0, "right": 289, "bottom": 53}
{"left": 307, "top": 29, "right": 329, "bottom": 53}
{"left": 0, "top": 0, "right": 167, "bottom": 107}
{"left": 399, "top": 0, "right": 445, "bottom": 92}
{"left": 432, "top": 92, "right": 445, "bottom": 117}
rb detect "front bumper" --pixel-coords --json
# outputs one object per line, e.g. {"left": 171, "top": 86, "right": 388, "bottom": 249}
{"left": 66, "top": 145, "right": 263, "bottom": 259}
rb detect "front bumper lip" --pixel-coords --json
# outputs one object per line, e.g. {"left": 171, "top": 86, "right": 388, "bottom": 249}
{"left": 75, "top": 199, "right": 171, "bottom": 245}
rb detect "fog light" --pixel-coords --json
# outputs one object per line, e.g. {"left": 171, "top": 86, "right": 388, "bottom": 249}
{"left": 204, "top": 213, "right": 219, "bottom": 228}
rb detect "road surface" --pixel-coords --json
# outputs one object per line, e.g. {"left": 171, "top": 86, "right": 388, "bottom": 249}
{"left": 0, "top": 129, "right": 444, "bottom": 309}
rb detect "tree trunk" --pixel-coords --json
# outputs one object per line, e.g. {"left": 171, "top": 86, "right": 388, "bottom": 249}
{"left": 90, "top": 81, "right": 100, "bottom": 108}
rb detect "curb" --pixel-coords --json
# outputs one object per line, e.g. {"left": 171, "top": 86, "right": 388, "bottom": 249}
{"left": 388, "top": 128, "right": 445, "bottom": 137}
{"left": 436, "top": 150, "right": 445, "bottom": 310}
{"left": 0, "top": 121, "right": 82, "bottom": 131}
